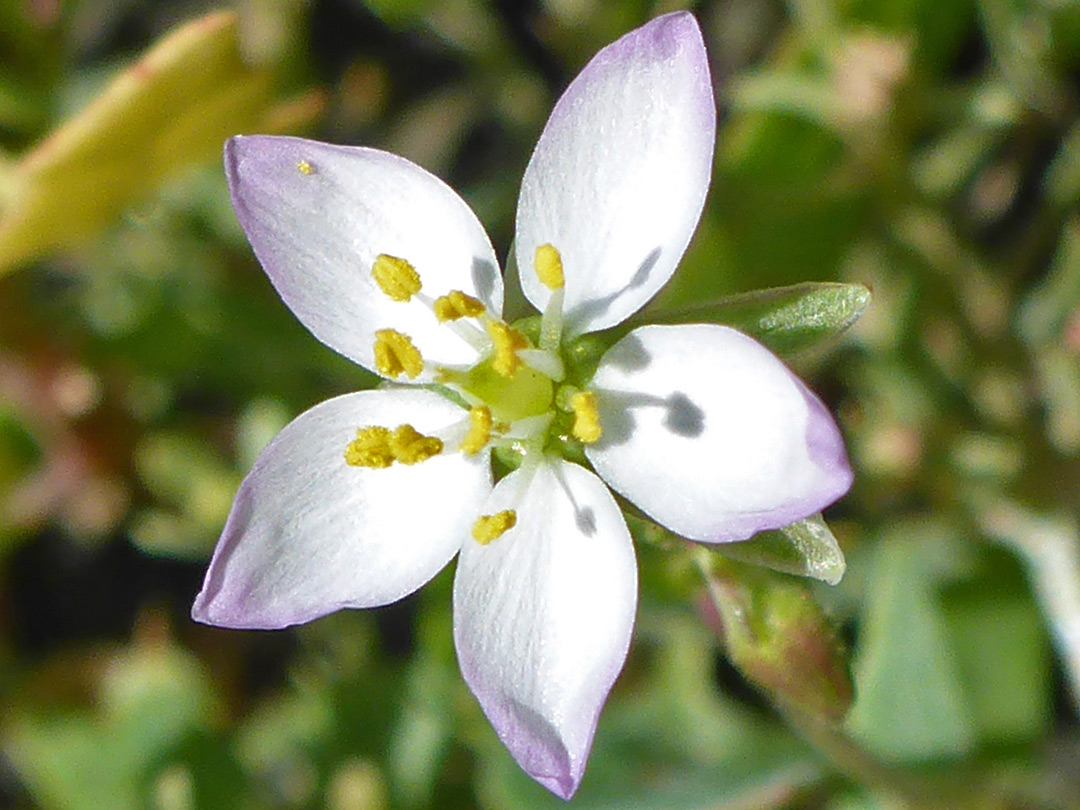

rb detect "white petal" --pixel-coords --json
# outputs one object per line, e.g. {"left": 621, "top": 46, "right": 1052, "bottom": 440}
{"left": 226, "top": 136, "right": 502, "bottom": 378}
{"left": 192, "top": 390, "right": 488, "bottom": 629}
{"left": 515, "top": 12, "right": 715, "bottom": 335}
{"left": 453, "top": 459, "right": 637, "bottom": 799}
{"left": 585, "top": 325, "right": 853, "bottom": 543}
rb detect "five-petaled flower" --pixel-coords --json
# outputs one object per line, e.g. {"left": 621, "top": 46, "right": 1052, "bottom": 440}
{"left": 192, "top": 12, "right": 852, "bottom": 800}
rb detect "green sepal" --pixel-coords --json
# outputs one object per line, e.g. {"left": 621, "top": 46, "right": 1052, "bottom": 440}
{"left": 699, "top": 554, "right": 854, "bottom": 724}
{"left": 714, "top": 513, "right": 847, "bottom": 586}
{"left": 640, "top": 282, "right": 871, "bottom": 356}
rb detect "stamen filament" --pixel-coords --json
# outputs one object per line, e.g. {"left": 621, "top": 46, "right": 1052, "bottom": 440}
{"left": 539, "top": 286, "right": 565, "bottom": 352}
{"left": 518, "top": 349, "right": 564, "bottom": 381}
{"left": 499, "top": 412, "right": 553, "bottom": 441}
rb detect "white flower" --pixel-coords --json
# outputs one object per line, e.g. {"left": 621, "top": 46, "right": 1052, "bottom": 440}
{"left": 192, "top": 12, "right": 852, "bottom": 799}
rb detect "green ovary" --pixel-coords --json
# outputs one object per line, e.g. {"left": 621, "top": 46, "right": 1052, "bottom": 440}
{"left": 458, "top": 358, "right": 554, "bottom": 424}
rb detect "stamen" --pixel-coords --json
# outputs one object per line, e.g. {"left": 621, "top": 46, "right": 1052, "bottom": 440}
{"left": 486, "top": 321, "right": 529, "bottom": 378}
{"left": 296, "top": 160, "right": 314, "bottom": 175}
{"left": 433, "top": 290, "right": 486, "bottom": 322}
{"left": 389, "top": 424, "right": 443, "bottom": 464}
{"left": 373, "top": 329, "right": 424, "bottom": 379}
{"left": 472, "top": 510, "right": 517, "bottom": 544}
{"left": 344, "top": 426, "right": 394, "bottom": 468}
{"left": 459, "top": 406, "right": 493, "bottom": 455}
{"left": 372, "top": 254, "right": 421, "bottom": 302}
{"left": 535, "top": 244, "right": 565, "bottom": 290}
{"left": 570, "top": 391, "right": 602, "bottom": 443}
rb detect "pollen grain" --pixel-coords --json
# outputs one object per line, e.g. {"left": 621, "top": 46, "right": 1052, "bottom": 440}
{"left": 472, "top": 510, "right": 517, "bottom": 544}
{"left": 373, "top": 329, "right": 423, "bottom": 379}
{"left": 486, "top": 321, "right": 529, "bottom": 378}
{"left": 389, "top": 424, "right": 443, "bottom": 464}
{"left": 372, "top": 254, "right": 421, "bottom": 301}
{"left": 344, "top": 426, "right": 394, "bottom": 468}
{"left": 570, "top": 390, "right": 603, "bottom": 443}
{"left": 535, "top": 243, "right": 565, "bottom": 290}
{"left": 459, "top": 406, "right": 493, "bottom": 455}
{"left": 433, "top": 290, "right": 485, "bottom": 321}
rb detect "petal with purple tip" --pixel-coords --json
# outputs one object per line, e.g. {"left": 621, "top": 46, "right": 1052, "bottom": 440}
{"left": 453, "top": 459, "right": 637, "bottom": 799}
{"left": 515, "top": 12, "right": 716, "bottom": 335}
{"left": 585, "top": 324, "right": 852, "bottom": 543}
{"left": 225, "top": 135, "right": 502, "bottom": 380}
{"left": 193, "top": 389, "right": 488, "bottom": 629}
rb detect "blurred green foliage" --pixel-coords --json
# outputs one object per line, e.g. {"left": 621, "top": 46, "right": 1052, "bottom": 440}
{"left": 1, "top": 0, "right": 1079, "bottom": 808}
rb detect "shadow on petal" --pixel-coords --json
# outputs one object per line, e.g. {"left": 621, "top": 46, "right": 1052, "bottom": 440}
{"left": 663, "top": 391, "right": 705, "bottom": 437}
{"left": 472, "top": 255, "right": 499, "bottom": 307}
{"left": 566, "top": 247, "right": 661, "bottom": 330}
{"left": 598, "top": 330, "right": 652, "bottom": 372}
{"left": 592, "top": 389, "right": 707, "bottom": 448}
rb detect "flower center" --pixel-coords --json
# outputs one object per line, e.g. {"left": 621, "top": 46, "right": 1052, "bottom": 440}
{"left": 345, "top": 244, "right": 605, "bottom": 542}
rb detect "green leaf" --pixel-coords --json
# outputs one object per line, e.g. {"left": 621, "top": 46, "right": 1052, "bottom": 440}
{"left": 716, "top": 513, "right": 847, "bottom": 585}
{"left": 130, "top": 430, "right": 240, "bottom": 559}
{"left": 846, "top": 526, "right": 977, "bottom": 762}
{"left": 359, "top": 0, "right": 437, "bottom": 28}
{"left": 944, "top": 596, "right": 1050, "bottom": 744}
{"left": 5, "top": 639, "right": 216, "bottom": 810}
{"left": 1018, "top": 219, "right": 1080, "bottom": 345}
{"left": 0, "top": 11, "right": 274, "bottom": 275}
{"left": 642, "top": 282, "right": 870, "bottom": 356}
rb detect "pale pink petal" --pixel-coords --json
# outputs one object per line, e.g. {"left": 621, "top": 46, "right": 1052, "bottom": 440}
{"left": 193, "top": 390, "right": 488, "bottom": 629}
{"left": 453, "top": 459, "right": 637, "bottom": 798}
{"left": 226, "top": 136, "right": 502, "bottom": 379}
{"left": 515, "top": 12, "right": 715, "bottom": 335}
{"left": 585, "top": 325, "right": 852, "bottom": 543}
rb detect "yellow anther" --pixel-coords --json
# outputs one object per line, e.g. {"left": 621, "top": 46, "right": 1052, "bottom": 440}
{"left": 433, "top": 290, "right": 486, "bottom": 322}
{"left": 296, "top": 160, "right": 314, "bottom": 175}
{"left": 486, "top": 320, "right": 529, "bottom": 378}
{"left": 472, "top": 510, "right": 517, "bottom": 544}
{"left": 570, "top": 391, "right": 602, "bottom": 443}
{"left": 459, "top": 406, "right": 493, "bottom": 455}
{"left": 372, "top": 254, "right": 421, "bottom": 302}
{"left": 373, "top": 329, "right": 423, "bottom": 379}
{"left": 389, "top": 424, "right": 443, "bottom": 464}
{"left": 535, "top": 243, "right": 565, "bottom": 290}
{"left": 344, "top": 426, "right": 394, "bottom": 468}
